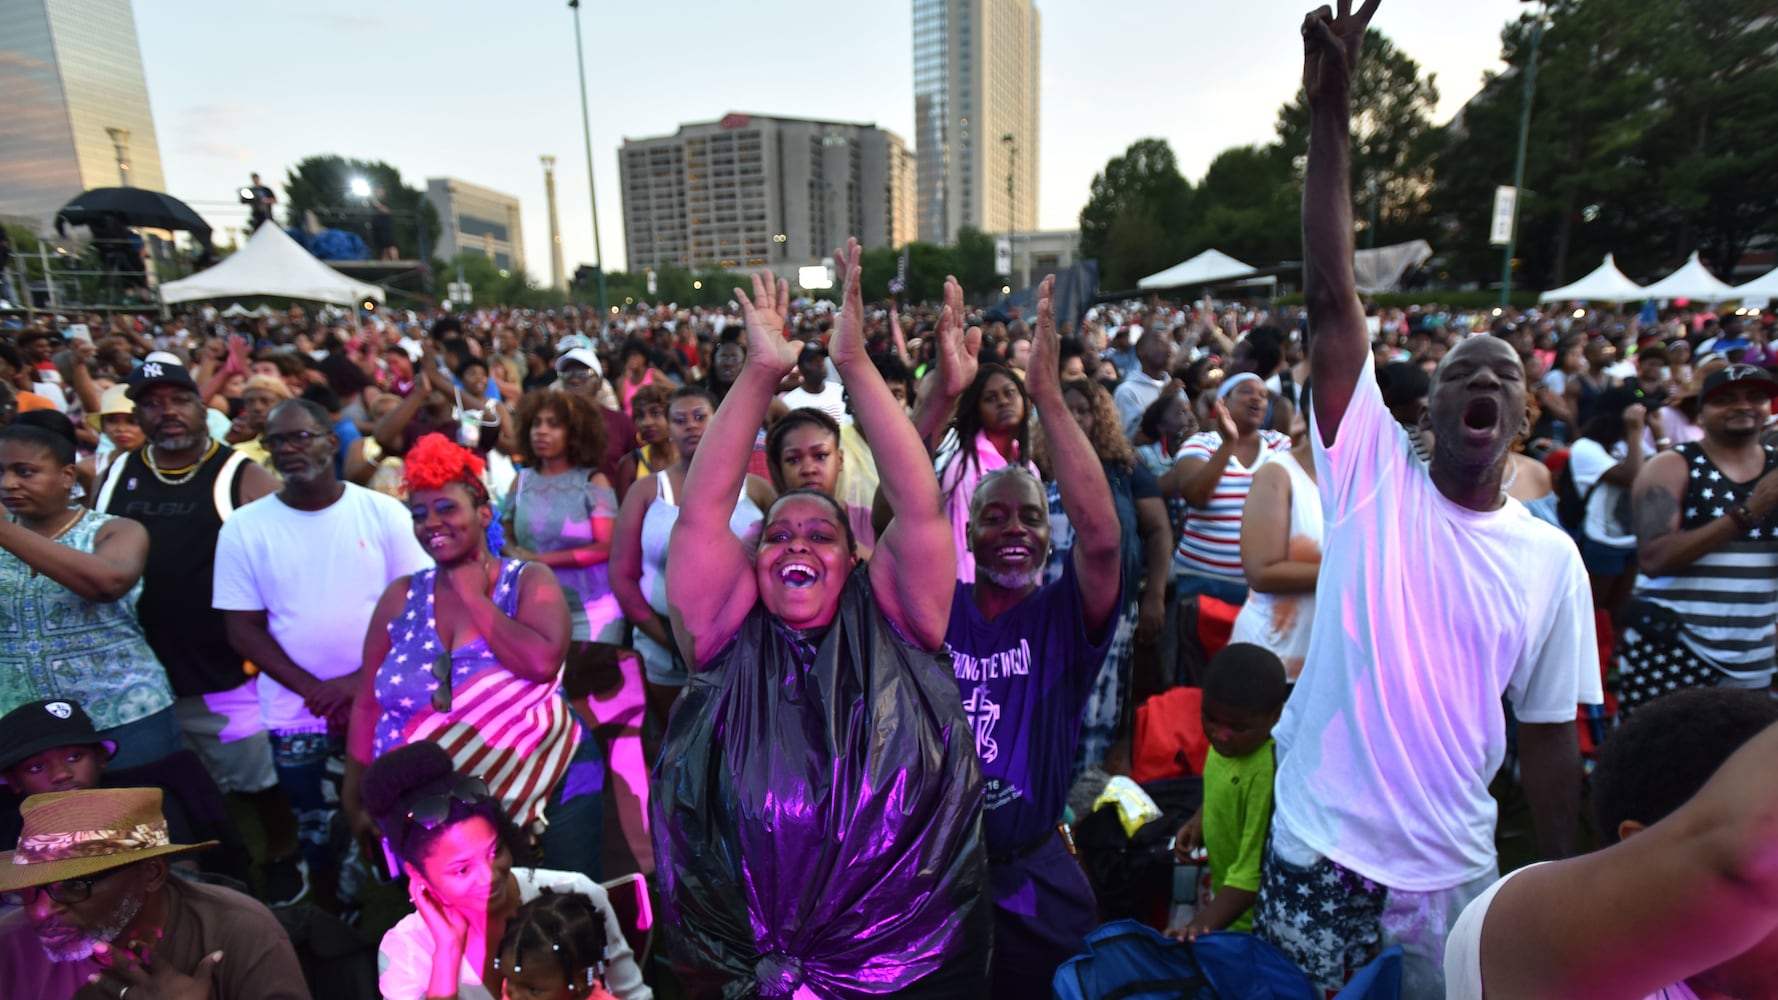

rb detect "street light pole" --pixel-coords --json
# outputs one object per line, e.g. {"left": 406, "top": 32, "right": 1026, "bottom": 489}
{"left": 569, "top": 0, "right": 608, "bottom": 319}
{"left": 1002, "top": 133, "right": 1017, "bottom": 290}
{"left": 1499, "top": 0, "right": 1547, "bottom": 308}
{"left": 105, "top": 127, "right": 131, "bottom": 187}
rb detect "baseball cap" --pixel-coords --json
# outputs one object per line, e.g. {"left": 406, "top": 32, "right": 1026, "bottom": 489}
{"left": 555, "top": 347, "right": 603, "bottom": 377}
{"left": 126, "top": 357, "right": 200, "bottom": 400}
{"left": 555, "top": 333, "right": 592, "bottom": 354}
{"left": 0, "top": 700, "right": 117, "bottom": 778}
{"left": 1700, "top": 364, "right": 1778, "bottom": 404}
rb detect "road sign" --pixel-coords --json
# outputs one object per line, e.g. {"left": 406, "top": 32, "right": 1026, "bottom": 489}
{"left": 1489, "top": 187, "right": 1517, "bottom": 246}
{"left": 448, "top": 281, "right": 473, "bottom": 304}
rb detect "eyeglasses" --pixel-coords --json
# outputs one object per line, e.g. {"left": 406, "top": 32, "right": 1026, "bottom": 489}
{"left": 404, "top": 777, "right": 491, "bottom": 834}
{"left": 264, "top": 429, "right": 323, "bottom": 450}
{"left": 0, "top": 870, "right": 117, "bottom": 907}
{"left": 559, "top": 369, "right": 594, "bottom": 385}
{"left": 431, "top": 652, "right": 453, "bottom": 713}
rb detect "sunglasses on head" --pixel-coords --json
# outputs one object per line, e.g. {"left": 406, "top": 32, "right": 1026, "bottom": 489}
{"left": 404, "top": 776, "right": 491, "bottom": 834}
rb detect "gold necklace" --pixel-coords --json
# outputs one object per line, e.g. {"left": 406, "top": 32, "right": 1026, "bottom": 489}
{"left": 145, "top": 440, "right": 217, "bottom": 487}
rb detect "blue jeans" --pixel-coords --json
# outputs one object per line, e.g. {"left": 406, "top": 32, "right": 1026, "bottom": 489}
{"left": 535, "top": 706, "right": 605, "bottom": 881}
{"left": 100, "top": 706, "right": 183, "bottom": 770}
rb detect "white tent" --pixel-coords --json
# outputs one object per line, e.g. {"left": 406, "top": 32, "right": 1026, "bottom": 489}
{"left": 160, "top": 223, "right": 384, "bottom": 306}
{"left": 1640, "top": 251, "right": 1735, "bottom": 303}
{"left": 1354, "top": 239, "right": 1433, "bottom": 294}
{"left": 1735, "top": 267, "right": 1778, "bottom": 309}
{"left": 1138, "top": 249, "right": 1256, "bottom": 290}
{"left": 1537, "top": 254, "right": 1644, "bottom": 303}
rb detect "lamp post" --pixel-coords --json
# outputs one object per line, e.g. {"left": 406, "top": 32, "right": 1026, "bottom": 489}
{"left": 1002, "top": 132, "right": 1017, "bottom": 289}
{"left": 541, "top": 155, "right": 566, "bottom": 291}
{"left": 568, "top": 0, "right": 608, "bottom": 318}
{"left": 1499, "top": 0, "right": 1548, "bottom": 308}
{"left": 105, "top": 127, "right": 131, "bottom": 187}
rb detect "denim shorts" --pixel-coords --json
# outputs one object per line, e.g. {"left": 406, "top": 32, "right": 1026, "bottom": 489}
{"left": 1578, "top": 537, "right": 1635, "bottom": 576}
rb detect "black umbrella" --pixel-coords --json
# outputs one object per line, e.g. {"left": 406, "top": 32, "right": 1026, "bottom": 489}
{"left": 56, "top": 187, "right": 212, "bottom": 243}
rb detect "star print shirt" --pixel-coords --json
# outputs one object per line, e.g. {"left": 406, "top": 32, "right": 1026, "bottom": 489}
{"left": 372, "top": 559, "right": 579, "bottom": 830}
{"left": 1632, "top": 441, "right": 1778, "bottom": 683}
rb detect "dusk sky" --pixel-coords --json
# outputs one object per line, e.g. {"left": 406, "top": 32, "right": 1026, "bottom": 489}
{"left": 134, "top": 0, "right": 1533, "bottom": 278}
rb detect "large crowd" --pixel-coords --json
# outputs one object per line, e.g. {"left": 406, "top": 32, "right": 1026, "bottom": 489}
{"left": 2, "top": 4, "right": 1777, "bottom": 1000}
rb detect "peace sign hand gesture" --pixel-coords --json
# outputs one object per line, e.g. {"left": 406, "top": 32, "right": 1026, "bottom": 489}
{"left": 934, "top": 276, "right": 981, "bottom": 399}
{"left": 1302, "top": 0, "right": 1381, "bottom": 109}
{"left": 732, "top": 270, "right": 797, "bottom": 377}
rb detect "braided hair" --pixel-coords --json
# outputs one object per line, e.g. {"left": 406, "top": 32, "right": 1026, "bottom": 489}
{"left": 494, "top": 888, "right": 611, "bottom": 992}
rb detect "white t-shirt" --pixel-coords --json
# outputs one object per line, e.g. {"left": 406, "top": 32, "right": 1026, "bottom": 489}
{"left": 378, "top": 868, "right": 650, "bottom": 1000}
{"left": 1113, "top": 370, "right": 1168, "bottom": 438}
{"left": 1271, "top": 355, "right": 1602, "bottom": 892}
{"left": 213, "top": 484, "right": 432, "bottom": 732}
{"left": 780, "top": 379, "right": 851, "bottom": 425}
{"left": 1445, "top": 864, "right": 1699, "bottom": 1000}
{"left": 1567, "top": 437, "right": 1640, "bottom": 548}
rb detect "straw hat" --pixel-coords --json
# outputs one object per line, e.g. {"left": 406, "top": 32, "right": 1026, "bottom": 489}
{"left": 0, "top": 788, "right": 217, "bottom": 890}
{"left": 84, "top": 382, "right": 135, "bottom": 431}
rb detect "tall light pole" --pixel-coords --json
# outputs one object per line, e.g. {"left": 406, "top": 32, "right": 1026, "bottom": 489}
{"left": 1499, "top": 0, "right": 1548, "bottom": 308}
{"left": 540, "top": 155, "right": 566, "bottom": 291}
{"left": 1002, "top": 133, "right": 1017, "bottom": 290}
{"left": 568, "top": 0, "right": 608, "bottom": 319}
{"left": 105, "top": 127, "right": 131, "bottom": 187}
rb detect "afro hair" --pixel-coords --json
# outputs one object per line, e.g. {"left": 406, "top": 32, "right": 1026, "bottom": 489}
{"left": 1592, "top": 688, "right": 1778, "bottom": 844}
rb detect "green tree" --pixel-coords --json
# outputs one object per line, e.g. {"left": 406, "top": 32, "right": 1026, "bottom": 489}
{"left": 283, "top": 156, "right": 439, "bottom": 261}
{"left": 953, "top": 225, "right": 1000, "bottom": 297}
{"left": 903, "top": 242, "right": 961, "bottom": 304}
{"left": 1078, "top": 138, "right": 1193, "bottom": 288}
{"left": 1183, "top": 145, "right": 1301, "bottom": 268}
{"left": 859, "top": 245, "right": 899, "bottom": 301}
{"left": 1276, "top": 28, "right": 1440, "bottom": 249}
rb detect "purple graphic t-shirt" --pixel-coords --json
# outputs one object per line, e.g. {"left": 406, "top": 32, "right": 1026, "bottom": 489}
{"left": 946, "top": 557, "right": 1117, "bottom": 853}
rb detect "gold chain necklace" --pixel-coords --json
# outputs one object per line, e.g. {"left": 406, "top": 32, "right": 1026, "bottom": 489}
{"left": 145, "top": 440, "right": 217, "bottom": 487}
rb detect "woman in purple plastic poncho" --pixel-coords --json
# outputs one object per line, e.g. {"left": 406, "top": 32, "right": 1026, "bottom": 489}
{"left": 651, "top": 241, "right": 989, "bottom": 998}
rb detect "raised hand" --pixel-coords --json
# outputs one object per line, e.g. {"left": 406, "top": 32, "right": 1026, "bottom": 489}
{"left": 1301, "top": 0, "right": 1381, "bottom": 108}
{"left": 934, "top": 276, "right": 981, "bottom": 399}
{"left": 830, "top": 239, "right": 868, "bottom": 369}
{"left": 732, "top": 271, "right": 797, "bottom": 376}
{"left": 1026, "top": 274, "right": 1061, "bottom": 400}
{"left": 1213, "top": 400, "right": 1240, "bottom": 443}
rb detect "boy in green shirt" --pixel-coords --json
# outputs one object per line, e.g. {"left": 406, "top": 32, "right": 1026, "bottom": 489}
{"left": 1167, "top": 643, "right": 1288, "bottom": 939}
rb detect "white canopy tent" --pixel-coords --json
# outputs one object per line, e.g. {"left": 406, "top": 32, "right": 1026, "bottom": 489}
{"left": 1639, "top": 251, "right": 1735, "bottom": 304}
{"left": 1734, "top": 267, "right": 1778, "bottom": 309}
{"left": 1537, "top": 254, "right": 1644, "bottom": 303}
{"left": 1354, "top": 239, "right": 1433, "bottom": 294}
{"left": 161, "top": 223, "right": 384, "bottom": 306}
{"left": 1137, "top": 249, "right": 1256, "bottom": 290}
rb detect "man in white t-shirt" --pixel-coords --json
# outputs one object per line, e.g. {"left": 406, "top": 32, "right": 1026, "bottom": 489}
{"left": 1444, "top": 689, "right": 1778, "bottom": 999}
{"left": 1112, "top": 327, "right": 1173, "bottom": 437}
{"left": 1259, "top": 4, "right": 1599, "bottom": 996}
{"left": 780, "top": 340, "right": 850, "bottom": 425}
{"left": 214, "top": 399, "right": 431, "bottom": 908}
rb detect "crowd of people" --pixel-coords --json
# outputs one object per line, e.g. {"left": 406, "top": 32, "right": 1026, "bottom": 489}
{"left": 1, "top": 3, "right": 1776, "bottom": 998}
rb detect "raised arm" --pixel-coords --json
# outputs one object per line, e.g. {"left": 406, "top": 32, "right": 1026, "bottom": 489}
{"left": 1475, "top": 721, "right": 1778, "bottom": 996}
{"left": 1301, "top": 0, "right": 1382, "bottom": 446}
{"left": 833, "top": 240, "right": 954, "bottom": 648}
{"left": 1030, "top": 275, "right": 1122, "bottom": 633}
{"left": 909, "top": 279, "right": 981, "bottom": 457}
{"left": 668, "top": 272, "right": 797, "bottom": 667}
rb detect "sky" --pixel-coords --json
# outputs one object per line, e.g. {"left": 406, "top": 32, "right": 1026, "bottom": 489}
{"left": 134, "top": 0, "right": 1532, "bottom": 280}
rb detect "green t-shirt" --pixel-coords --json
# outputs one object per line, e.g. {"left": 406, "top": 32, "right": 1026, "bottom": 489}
{"left": 1202, "top": 738, "right": 1276, "bottom": 932}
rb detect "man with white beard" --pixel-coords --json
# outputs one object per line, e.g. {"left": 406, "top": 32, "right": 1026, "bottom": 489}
{"left": 938, "top": 276, "right": 1124, "bottom": 999}
{"left": 0, "top": 787, "right": 307, "bottom": 1000}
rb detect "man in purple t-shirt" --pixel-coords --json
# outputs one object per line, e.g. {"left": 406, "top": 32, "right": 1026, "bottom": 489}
{"left": 940, "top": 276, "right": 1124, "bottom": 999}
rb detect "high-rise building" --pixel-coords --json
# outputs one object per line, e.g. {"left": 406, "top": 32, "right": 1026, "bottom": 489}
{"left": 913, "top": 0, "right": 1041, "bottom": 247}
{"left": 426, "top": 178, "right": 526, "bottom": 274}
{"left": 0, "top": 0, "right": 168, "bottom": 232}
{"left": 619, "top": 113, "right": 916, "bottom": 275}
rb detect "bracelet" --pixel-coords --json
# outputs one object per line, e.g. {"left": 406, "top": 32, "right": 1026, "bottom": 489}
{"left": 1728, "top": 503, "right": 1757, "bottom": 532}
{"left": 1655, "top": 437, "right": 1672, "bottom": 448}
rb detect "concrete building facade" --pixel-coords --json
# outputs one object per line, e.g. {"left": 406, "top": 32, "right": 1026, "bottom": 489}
{"left": 619, "top": 113, "right": 916, "bottom": 274}
{"left": 913, "top": 0, "right": 1041, "bottom": 246}
{"left": 1, "top": 0, "right": 167, "bottom": 232}
{"left": 426, "top": 177, "right": 525, "bottom": 274}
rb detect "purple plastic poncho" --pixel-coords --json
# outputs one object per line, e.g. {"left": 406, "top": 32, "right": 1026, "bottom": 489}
{"left": 651, "top": 565, "right": 990, "bottom": 998}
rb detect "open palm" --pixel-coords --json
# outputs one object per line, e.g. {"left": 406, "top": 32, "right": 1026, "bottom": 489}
{"left": 733, "top": 271, "right": 798, "bottom": 375}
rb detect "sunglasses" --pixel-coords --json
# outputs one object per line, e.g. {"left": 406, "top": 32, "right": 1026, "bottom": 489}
{"left": 404, "top": 777, "right": 492, "bottom": 835}
{"left": 431, "top": 652, "right": 453, "bottom": 712}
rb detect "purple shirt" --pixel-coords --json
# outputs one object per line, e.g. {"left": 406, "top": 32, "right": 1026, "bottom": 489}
{"left": 945, "top": 557, "right": 1118, "bottom": 852}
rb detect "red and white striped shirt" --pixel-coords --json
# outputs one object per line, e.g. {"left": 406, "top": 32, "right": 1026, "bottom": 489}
{"left": 1172, "top": 429, "right": 1291, "bottom": 582}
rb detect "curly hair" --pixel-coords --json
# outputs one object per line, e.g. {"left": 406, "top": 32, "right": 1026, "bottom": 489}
{"left": 629, "top": 381, "right": 675, "bottom": 417}
{"left": 495, "top": 889, "right": 610, "bottom": 990}
{"left": 1061, "top": 378, "right": 1135, "bottom": 471}
{"left": 765, "top": 407, "right": 842, "bottom": 493}
{"left": 514, "top": 389, "right": 607, "bottom": 469}
{"left": 402, "top": 432, "right": 488, "bottom": 503}
{"left": 362, "top": 742, "right": 509, "bottom": 865}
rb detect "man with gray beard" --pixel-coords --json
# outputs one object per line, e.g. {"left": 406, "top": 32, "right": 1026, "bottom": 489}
{"left": 0, "top": 787, "right": 308, "bottom": 1000}
{"left": 212, "top": 400, "right": 430, "bottom": 913}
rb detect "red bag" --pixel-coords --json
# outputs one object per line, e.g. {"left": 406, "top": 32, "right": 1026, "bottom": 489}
{"left": 1131, "top": 686, "right": 1210, "bottom": 783}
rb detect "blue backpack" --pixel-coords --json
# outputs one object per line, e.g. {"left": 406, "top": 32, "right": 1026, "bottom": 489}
{"left": 1052, "top": 920, "right": 1402, "bottom": 1000}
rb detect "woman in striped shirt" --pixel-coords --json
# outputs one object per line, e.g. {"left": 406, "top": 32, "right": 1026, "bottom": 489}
{"left": 1161, "top": 372, "right": 1290, "bottom": 605}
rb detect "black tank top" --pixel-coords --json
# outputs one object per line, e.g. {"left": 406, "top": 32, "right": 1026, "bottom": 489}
{"left": 102, "top": 445, "right": 253, "bottom": 697}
